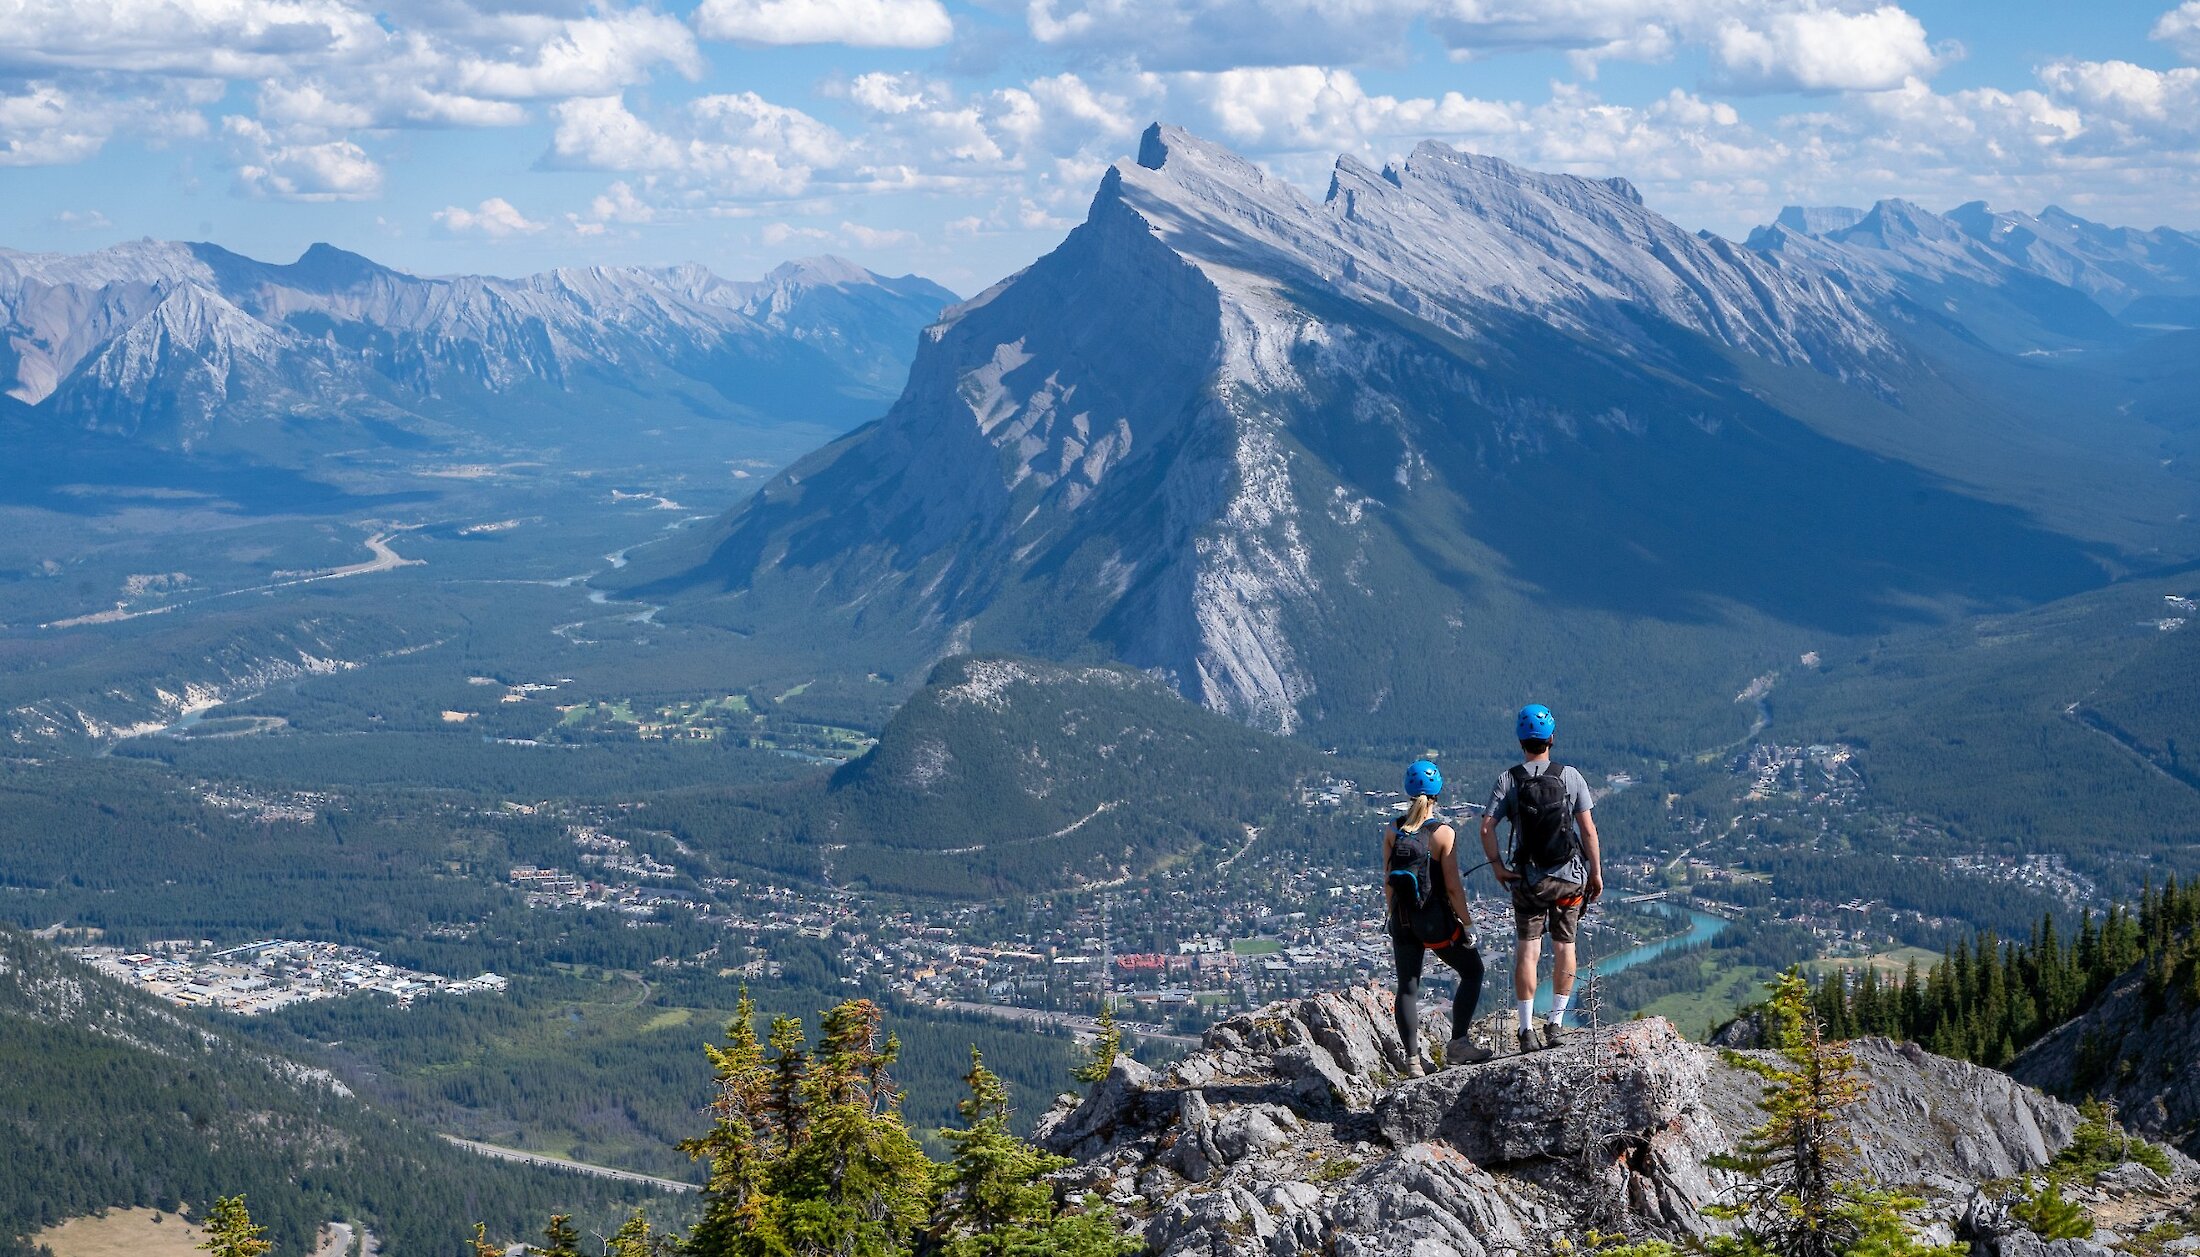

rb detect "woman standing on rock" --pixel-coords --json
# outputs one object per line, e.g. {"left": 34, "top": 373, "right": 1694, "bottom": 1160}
{"left": 1384, "top": 759, "right": 1493, "bottom": 1075}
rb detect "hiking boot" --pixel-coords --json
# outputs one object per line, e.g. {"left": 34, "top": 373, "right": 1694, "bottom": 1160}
{"left": 1516, "top": 1027, "right": 1544, "bottom": 1055}
{"left": 1542, "top": 1021, "right": 1569, "bottom": 1050}
{"left": 1401, "top": 1054, "right": 1427, "bottom": 1079}
{"left": 1445, "top": 1036, "right": 1493, "bottom": 1067}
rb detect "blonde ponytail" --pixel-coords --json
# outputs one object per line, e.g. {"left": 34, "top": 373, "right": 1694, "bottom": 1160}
{"left": 1398, "top": 793, "right": 1438, "bottom": 833}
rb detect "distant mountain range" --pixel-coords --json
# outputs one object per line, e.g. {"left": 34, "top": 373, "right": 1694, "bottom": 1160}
{"left": 0, "top": 241, "right": 954, "bottom": 461}
{"left": 635, "top": 123, "right": 2200, "bottom": 744}
{"left": 1749, "top": 197, "right": 2200, "bottom": 352}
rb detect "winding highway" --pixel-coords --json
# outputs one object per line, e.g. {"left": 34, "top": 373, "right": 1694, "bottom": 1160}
{"left": 437, "top": 1135, "right": 697, "bottom": 1193}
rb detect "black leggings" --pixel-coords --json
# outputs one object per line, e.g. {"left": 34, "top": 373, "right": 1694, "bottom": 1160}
{"left": 1393, "top": 932, "right": 1484, "bottom": 1056}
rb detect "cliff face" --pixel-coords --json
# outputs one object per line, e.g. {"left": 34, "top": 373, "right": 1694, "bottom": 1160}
{"left": 2011, "top": 962, "right": 2200, "bottom": 1158}
{"left": 652, "top": 123, "right": 2146, "bottom": 740}
{"left": 1037, "top": 988, "right": 2080, "bottom": 1255}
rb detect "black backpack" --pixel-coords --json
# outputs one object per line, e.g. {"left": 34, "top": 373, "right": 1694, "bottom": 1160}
{"left": 1387, "top": 819, "right": 1463, "bottom": 947}
{"left": 1509, "top": 764, "right": 1579, "bottom": 872}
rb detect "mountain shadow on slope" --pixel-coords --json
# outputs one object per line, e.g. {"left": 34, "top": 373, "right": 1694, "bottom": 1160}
{"left": 631, "top": 125, "right": 2148, "bottom": 749}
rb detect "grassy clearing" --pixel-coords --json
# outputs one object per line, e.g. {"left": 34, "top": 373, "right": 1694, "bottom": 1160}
{"left": 1230, "top": 938, "right": 1281, "bottom": 957}
{"left": 36, "top": 1209, "right": 207, "bottom": 1257}
{"left": 1636, "top": 958, "right": 1772, "bottom": 1040}
{"left": 640, "top": 1007, "right": 695, "bottom": 1033}
{"left": 1814, "top": 946, "right": 1942, "bottom": 976}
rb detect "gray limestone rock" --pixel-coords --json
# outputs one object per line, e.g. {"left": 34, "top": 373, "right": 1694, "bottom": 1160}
{"left": 1037, "top": 988, "right": 2091, "bottom": 1257}
{"left": 2096, "top": 1160, "right": 2169, "bottom": 1197}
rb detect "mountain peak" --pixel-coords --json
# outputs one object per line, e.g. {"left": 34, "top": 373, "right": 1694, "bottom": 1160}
{"left": 287, "top": 241, "right": 394, "bottom": 288}
{"left": 1133, "top": 121, "right": 1276, "bottom": 189}
{"left": 1773, "top": 204, "right": 1867, "bottom": 236}
{"left": 1, "top": 237, "right": 955, "bottom": 441}
{"left": 766, "top": 254, "right": 878, "bottom": 288}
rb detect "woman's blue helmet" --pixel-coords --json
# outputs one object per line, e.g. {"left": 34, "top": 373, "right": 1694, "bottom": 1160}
{"left": 1403, "top": 759, "right": 1444, "bottom": 798}
{"left": 1516, "top": 704, "right": 1556, "bottom": 741}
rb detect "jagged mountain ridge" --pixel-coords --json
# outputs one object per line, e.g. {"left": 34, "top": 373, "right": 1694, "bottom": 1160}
{"left": 0, "top": 239, "right": 955, "bottom": 452}
{"left": 641, "top": 122, "right": 2177, "bottom": 740}
{"left": 1748, "top": 198, "right": 2200, "bottom": 352}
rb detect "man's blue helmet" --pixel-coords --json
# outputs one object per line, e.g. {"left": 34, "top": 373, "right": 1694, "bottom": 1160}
{"left": 1516, "top": 704, "right": 1556, "bottom": 741}
{"left": 1403, "top": 759, "right": 1444, "bottom": 798}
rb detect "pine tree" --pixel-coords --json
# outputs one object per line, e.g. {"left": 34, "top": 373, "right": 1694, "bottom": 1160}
{"left": 1709, "top": 970, "right": 1961, "bottom": 1257}
{"left": 767, "top": 1014, "right": 809, "bottom": 1154}
{"left": 197, "top": 1196, "right": 272, "bottom": 1257}
{"left": 606, "top": 1209, "right": 677, "bottom": 1257}
{"left": 1072, "top": 1000, "right": 1122, "bottom": 1085}
{"left": 936, "top": 1048, "right": 1065, "bottom": 1253}
{"left": 471, "top": 1223, "right": 503, "bottom": 1257}
{"left": 930, "top": 1048, "right": 1138, "bottom": 1257}
{"left": 530, "top": 1215, "right": 583, "bottom": 1257}
{"left": 775, "top": 999, "right": 936, "bottom": 1257}
{"left": 1898, "top": 960, "right": 1924, "bottom": 1041}
{"left": 2009, "top": 1183, "right": 2090, "bottom": 1240}
{"left": 682, "top": 989, "right": 777, "bottom": 1254}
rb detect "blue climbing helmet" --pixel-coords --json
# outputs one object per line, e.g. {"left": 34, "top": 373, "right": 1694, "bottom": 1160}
{"left": 1403, "top": 759, "right": 1444, "bottom": 798}
{"left": 1516, "top": 703, "right": 1556, "bottom": 742}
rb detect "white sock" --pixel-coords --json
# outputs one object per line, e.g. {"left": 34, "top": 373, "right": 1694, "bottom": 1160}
{"left": 1516, "top": 1000, "right": 1534, "bottom": 1031}
{"left": 1549, "top": 993, "right": 1571, "bottom": 1028}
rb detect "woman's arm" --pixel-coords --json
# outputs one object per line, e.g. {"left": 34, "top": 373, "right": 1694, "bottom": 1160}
{"left": 1432, "top": 825, "right": 1473, "bottom": 924}
{"left": 1380, "top": 825, "right": 1395, "bottom": 920}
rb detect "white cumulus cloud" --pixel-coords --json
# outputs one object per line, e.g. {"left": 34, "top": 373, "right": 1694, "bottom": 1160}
{"left": 433, "top": 196, "right": 547, "bottom": 236}
{"left": 2037, "top": 59, "right": 2200, "bottom": 143}
{"left": 449, "top": 7, "right": 702, "bottom": 99}
{"left": 547, "top": 95, "right": 687, "bottom": 170}
{"left": 0, "top": 0, "right": 704, "bottom": 183}
{"left": 226, "top": 116, "right": 382, "bottom": 199}
{"left": 0, "top": 79, "right": 212, "bottom": 165}
{"left": 694, "top": 0, "right": 954, "bottom": 48}
{"left": 1709, "top": 5, "right": 1942, "bottom": 93}
{"left": 2152, "top": 1, "right": 2200, "bottom": 60}
{"left": 760, "top": 221, "right": 833, "bottom": 245}
{"left": 1178, "top": 65, "right": 1524, "bottom": 152}
{"left": 546, "top": 91, "right": 848, "bottom": 199}
{"left": 838, "top": 221, "right": 920, "bottom": 248}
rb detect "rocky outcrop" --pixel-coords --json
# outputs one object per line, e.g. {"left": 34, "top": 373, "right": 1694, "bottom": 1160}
{"left": 2010, "top": 962, "right": 2200, "bottom": 1158}
{"left": 1037, "top": 987, "right": 2085, "bottom": 1256}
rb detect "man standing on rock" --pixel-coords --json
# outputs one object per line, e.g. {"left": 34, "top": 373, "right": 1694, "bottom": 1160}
{"left": 1481, "top": 704, "right": 1604, "bottom": 1054}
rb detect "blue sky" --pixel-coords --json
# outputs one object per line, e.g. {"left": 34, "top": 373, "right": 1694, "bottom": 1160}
{"left": 4, "top": 0, "right": 2197, "bottom": 292}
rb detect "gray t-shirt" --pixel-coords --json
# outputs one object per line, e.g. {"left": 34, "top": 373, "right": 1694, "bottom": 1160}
{"left": 1487, "top": 762, "right": 1594, "bottom": 884}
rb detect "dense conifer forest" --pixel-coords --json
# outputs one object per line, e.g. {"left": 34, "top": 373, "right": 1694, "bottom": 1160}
{"left": 1802, "top": 879, "right": 2200, "bottom": 1072}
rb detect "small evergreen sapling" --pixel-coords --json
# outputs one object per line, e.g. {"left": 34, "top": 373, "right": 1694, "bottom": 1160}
{"left": 1072, "top": 1000, "right": 1123, "bottom": 1085}
{"left": 529, "top": 1214, "right": 583, "bottom": 1257}
{"left": 1707, "top": 970, "right": 1962, "bottom": 1257}
{"left": 606, "top": 1209, "right": 678, "bottom": 1256}
{"left": 197, "top": 1196, "right": 272, "bottom": 1257}
{"left": 2009, "top": 1183, "right": 2091, "bottom": 1241}
{"left": 932, "top": 1048, "right": 1140, "bottom": 1257}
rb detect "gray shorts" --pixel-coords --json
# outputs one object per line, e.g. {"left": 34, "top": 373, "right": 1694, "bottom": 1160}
{"left": 1512, "top": 876, "right": 1585, "bottom": 944}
